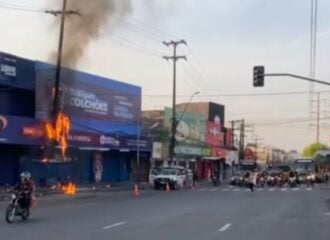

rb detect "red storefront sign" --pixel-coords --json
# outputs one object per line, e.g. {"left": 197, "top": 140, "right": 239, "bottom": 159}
{"left": 205, "top": 121, "right": 222, "bottom": 147}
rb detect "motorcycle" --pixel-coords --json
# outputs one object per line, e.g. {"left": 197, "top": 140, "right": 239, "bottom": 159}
{"left": 212, "top": 175, "right": 220, "bottom": 186}
{"left": 288, "top": 177, "right": 297, "bottom": 188}
{"left": 257, "top": 176, "right": 266, "bottom": 188}
{"left": 5, "top": 191, "right": 30, "bottom": 223}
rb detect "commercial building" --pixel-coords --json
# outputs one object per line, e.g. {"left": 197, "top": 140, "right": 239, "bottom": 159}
{"left": 143, "top": 102, "right": 236, "bottom": 180}
{"left": 0, "top": 52, "right": 150, "bottom": 186}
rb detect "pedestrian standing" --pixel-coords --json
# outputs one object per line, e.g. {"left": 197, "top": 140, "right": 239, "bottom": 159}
{"left": 324, "top": 171, "right": 329, "bottom": 185}
{"left": 193, "top": 170, "right": 198, "bottom": 188}
{"left": 248, "top": 171, "right": 257, "bottom": 192}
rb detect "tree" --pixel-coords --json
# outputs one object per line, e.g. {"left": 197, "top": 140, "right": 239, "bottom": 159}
{"left": 302, "top": 143, "right": 328, "bottom": 157}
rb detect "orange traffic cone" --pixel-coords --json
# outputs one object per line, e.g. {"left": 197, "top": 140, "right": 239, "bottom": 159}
{"left": 133, "top": 184, "right": 139, "bottom": 196}
{"left": 166, "top": 182, "right": 171, "bottom": 192}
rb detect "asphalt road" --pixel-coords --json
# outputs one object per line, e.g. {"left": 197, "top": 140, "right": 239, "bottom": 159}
{"left": 0, "top": 184, "right": 330, "bottom": 240}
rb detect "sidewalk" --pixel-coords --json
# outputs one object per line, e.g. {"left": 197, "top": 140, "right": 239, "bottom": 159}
{"left": 0, "top": 182, "right": 151, "bottom": 202}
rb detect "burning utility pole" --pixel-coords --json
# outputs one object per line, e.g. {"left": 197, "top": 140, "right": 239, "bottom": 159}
{"left": 44, "top": 0, "right": 80, "bottom": 157}
{"left": 45, "top": 0, "right": 81, "bottom": 116}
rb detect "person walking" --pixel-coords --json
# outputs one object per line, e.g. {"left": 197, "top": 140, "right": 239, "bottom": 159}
{"left": 247, "top": 171, "right": 257, "bottom": 192}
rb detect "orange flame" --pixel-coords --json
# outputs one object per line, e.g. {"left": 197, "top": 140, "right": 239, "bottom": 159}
{"left": 45, "top": 112, "right": 70, "bottom": 156}
{"left": 62, "top": 182, "right": 76, "bottom": 195}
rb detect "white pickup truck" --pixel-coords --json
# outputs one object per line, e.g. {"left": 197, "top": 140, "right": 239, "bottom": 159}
{"left": 150, "top": 167, "right": 186, "bottom": 190}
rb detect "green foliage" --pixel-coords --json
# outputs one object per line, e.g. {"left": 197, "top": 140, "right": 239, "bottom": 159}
{"left": 302, "top": 143, "right": 327, "bottom": 157}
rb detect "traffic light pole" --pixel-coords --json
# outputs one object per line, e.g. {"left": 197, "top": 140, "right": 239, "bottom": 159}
{"left": 263, "top": 73, "right": 330, "bottom": 86}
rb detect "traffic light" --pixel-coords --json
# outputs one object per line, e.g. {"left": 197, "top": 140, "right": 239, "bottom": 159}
{"left": 253, "top": 66, "right": 264, "bottom": 87}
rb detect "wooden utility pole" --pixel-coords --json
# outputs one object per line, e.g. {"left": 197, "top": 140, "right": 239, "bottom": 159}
{"left": 163, "top": 40, "right": 187, "bottom": 163}
{"left": 45, "top": 0, "right": 81, "bottom": 117}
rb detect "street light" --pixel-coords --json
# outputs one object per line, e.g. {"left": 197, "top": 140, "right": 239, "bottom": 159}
{"left": 169, "top": 91, "right": 199, "bottom": 165}
{"left": 177, "top": 91, "right": 200, "bottom": 125}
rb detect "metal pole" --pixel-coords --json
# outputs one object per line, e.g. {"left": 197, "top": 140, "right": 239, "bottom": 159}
{"left": 136, "top": 109, "right": 141, "bottom": 183}
{"left": 231, "top": 121, "right": 235, "bottom": 148}
{"left": 240, "top": 119, "right": 245, "bottom": 160}
{"left": 263, "top": 73, "right": 330, "bottom": 86}
{"left": 316, "top": 92, "right": 320, "bottom": 143}
{"left": 176, "top": 91, "right": 199, "bottom": 126}
{"left": 52, "top": 0, "right": 67, "bottom": 117}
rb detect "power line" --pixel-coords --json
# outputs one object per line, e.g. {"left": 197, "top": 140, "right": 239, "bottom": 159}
{"left": 113, "top": 14, "right": 218, "bottom": 93}
{"left": 118, "top": 20, "right": 164, "bottom": 43}
{"left": 99, "top": 31, "right": 166, "bottom": 59}
{"left": 179, "top": 62, "right": 206, "bottom": 91}
{"left": 115, "top": 14, "right": 177, "bottom": 40}
{"left": 0, "top": 2, "right": 45, "bottom": 13}
{"left": 185, "top": 45, "right": 222, "bottom": 93}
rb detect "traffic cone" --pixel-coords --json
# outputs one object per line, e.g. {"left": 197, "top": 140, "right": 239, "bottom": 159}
{"left": 133, "top": 184, "right": 139, "bottom": 196}
{"left": 166, "top": 182, "right": 171, "bottom": 192}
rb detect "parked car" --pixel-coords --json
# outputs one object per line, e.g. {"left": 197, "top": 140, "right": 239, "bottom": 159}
{"left": 154, "top": 168, "right": 186, "bottom": 190}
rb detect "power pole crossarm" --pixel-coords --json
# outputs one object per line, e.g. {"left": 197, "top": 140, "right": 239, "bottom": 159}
{"left": 163, "top": 56, "right": 187, "bottom": 61}
{"left": 45, "top": 10, "right": 81, "bottom": 16}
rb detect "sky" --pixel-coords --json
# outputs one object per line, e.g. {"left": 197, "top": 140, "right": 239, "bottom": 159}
{"left": 1, "top": 0, "right": 330, "bottom": 151}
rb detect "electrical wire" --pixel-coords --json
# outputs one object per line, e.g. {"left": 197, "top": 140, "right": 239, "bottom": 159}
{"left": 113, "top": 14, "right": 219, "bottom": 93}
{"left": 0, "top": 2, "right": 45, "bottom": 13}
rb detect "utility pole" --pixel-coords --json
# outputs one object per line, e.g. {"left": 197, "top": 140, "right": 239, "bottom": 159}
{"left": 239, "top": 119, "right": 245, "bottom": 160}
{"left": 136, "top": 107, "right": 141, "bottom": 184}
{"left": 252, "top": 136, "right": 264, "bottom": 161}
{"left": 231, "top": 120, "right": 235, "bottom": 148}
{"left": 45, "top": 0, "right": 81, "bottom": 117}
{"left": 163, "top": 40, "right": 187, "bottom": 163}
{"left": 316, "top": 92, "right": 320, "bottom": 143}
{"left": 309, "top": 91, "right": 321, "bottom": 143}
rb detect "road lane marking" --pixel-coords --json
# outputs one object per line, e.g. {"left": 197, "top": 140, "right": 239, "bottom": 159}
{"left": 244, "top": 189, "right": 250, "bottom": 192}
{"left": 306, "top": 187, "right": 312, "bottom": 191}
{"left": 293, "top": 188, "right": 300, "bottom": 191}
{"left": 103, "top": 221, "right": 127, "bottom": 230}
{"left": 222, "top": 188, "right": 229, "bottom": 192}
{"left": 219, "top": 223, "right": 232, "bottom": 232}
{"left": 269, "top": 188, "right": 275, "bottom": 191}
{"left": 256, "top": 188, "right": 263, "bottom": 191}
{"left": 281, "top": 188, "right": 288, "bottom": 191}
{"left": 210, "top": 188, "right": 218, "bottom": 192}
{"left": 233, "top": 188, "right": 240, "bottom": 192}
{"left": 324, "top": 212, "right": 330, "bottom": 216}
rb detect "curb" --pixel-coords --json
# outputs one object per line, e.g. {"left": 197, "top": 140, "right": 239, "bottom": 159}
{"left": 0, "top": 184, "right": 153, "bottom": 202}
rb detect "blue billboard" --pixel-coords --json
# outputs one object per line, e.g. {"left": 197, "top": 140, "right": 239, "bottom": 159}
{"left": 0, "top": 52, "right": 35, "bottom": 90}
{"left": 35, "top": 62, "right": 141, "bottom": 136}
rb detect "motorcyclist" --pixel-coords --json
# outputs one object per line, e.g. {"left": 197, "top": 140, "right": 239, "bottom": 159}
{"left": 14, "top": 172, "right": 35, "bottom": 209}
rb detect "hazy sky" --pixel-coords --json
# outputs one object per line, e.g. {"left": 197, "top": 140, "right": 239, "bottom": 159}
{"left": 1, "top": 0, "right": 330, "bottom": 151}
